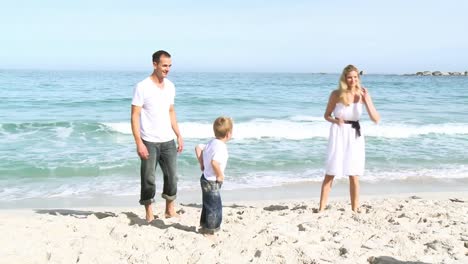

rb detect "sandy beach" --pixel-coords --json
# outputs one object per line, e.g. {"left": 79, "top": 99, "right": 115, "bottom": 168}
{"left": 1, "top": 191, "right": 467, "bottom": 264}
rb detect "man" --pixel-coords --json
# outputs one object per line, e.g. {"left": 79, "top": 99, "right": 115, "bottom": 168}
{"left": 131, "top": 50, "right": 184, "bottom": 222}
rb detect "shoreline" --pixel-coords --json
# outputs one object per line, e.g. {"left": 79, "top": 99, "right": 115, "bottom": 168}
{"left": 2, "top": 178, "right": 467, "bottom": 209}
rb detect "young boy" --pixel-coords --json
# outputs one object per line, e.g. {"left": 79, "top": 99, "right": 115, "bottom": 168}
{"left": 195, "top": 116, "right": 233, "bottom": 235}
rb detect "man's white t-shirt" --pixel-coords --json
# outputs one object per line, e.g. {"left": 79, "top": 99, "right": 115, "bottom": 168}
{"left": 132, "top": 77, "right": 175, "bottom": 142}
{"left": 201, "top": 139, "right": 229, "bottom": 181}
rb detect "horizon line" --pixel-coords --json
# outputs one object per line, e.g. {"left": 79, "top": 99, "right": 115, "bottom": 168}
{"left": 0, "top": 67, "right": 433, "bottom": 75}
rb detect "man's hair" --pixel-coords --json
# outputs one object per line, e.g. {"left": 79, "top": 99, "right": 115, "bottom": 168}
{"left": 213, "top": 116, "right": 233, "bottom": 138}
{"left": 152, "top": 50, "right": 171, "bottom": 63}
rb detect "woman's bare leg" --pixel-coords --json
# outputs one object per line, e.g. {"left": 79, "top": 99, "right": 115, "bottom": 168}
{"left": 319, "top": 175, "right": 334, "bottom": 211}
{"left": 349, "top": 176, "right": 360, "bottom": 212}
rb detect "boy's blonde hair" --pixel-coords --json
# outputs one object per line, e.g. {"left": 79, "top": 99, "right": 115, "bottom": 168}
{"left": 213, "top": 116, "right": 233, "bottom": 138}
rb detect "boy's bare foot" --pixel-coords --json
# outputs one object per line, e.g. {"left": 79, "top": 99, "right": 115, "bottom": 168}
{"left": 203, "top": 233, "right": 216, "bottom": 241}
{"left": 199, "top": 227, "right": 216, "bottom": 240}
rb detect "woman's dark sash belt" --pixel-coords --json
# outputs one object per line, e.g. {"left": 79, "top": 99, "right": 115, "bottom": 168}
{"left": 344, "top": 120, "right": 361, "bottom": 138}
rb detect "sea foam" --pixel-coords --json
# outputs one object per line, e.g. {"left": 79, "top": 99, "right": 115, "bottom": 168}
{"left": 103, "top": 119, "right": 468, "bottom": 139}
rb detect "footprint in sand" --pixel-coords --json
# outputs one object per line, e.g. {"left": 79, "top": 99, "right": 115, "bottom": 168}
{"left": 263, "top": 205, "right": 289, "bottom": 211}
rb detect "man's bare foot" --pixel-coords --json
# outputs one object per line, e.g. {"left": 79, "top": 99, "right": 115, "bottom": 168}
{"left": 146, "top": 214, "right": 159, "bottom": 222}
{"left": 165, "top": 200, "right": 179, "bottom": 218}
{"left": 145, "top": 204, "right": 154, "bottom": 222}
{"left": 165, "top": 212, "right": 180, "bottom": 219}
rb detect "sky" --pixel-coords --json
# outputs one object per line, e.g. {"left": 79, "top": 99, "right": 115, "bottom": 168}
{"left": 1, "top": 0, "right": 467, "bottom": 73}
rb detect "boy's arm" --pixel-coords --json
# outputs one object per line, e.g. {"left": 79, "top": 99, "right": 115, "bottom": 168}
{"left": 211, "top": 160, "right": 224, "bottom": 183}
{"left": 195, "top": 144, "right": 205, "bottom": 171}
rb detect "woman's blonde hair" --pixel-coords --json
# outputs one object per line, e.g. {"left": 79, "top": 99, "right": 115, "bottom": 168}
{"left": 336, "top": 65, "right": 361, "bottom": 106}
{"left": 213, "top": 116, "right": 233, "bottom": 138}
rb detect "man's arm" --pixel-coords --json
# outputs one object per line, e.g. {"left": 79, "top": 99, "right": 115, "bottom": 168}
{"left": 131, "top": 105, "right": 149, "bottom": 159}
{"left": 169, "top": 104, "right": 184, "bottom": 153}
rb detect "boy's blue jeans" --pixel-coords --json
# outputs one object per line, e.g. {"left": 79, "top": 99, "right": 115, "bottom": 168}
{"left": 139, "top": 139, "right": 178, "bottom": 205}
{"left": 200, "top": 175, "right": 222, "bottom": 232}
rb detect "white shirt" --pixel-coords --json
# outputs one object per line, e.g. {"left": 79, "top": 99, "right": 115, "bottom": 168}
{"left": 201, "top": 139, "right": 229, "bottom": 181}
{"left": 132, "top": 77, "right": 175, "bottom": 142}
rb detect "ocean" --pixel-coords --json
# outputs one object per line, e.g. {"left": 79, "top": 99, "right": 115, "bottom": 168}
{"left": 1, "top": 70, "right": 467, "bottom": 204}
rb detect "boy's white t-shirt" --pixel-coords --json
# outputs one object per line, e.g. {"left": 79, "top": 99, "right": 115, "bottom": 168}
{"left": 201, "top": 139, "right": 229, "bottom": 181}
{"left": 131, "top": 77, "right": 175, "bottom": 142}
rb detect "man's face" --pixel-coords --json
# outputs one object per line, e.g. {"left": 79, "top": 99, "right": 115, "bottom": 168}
{"left": 154, "top": 55, "right": 172, "bottom": 78}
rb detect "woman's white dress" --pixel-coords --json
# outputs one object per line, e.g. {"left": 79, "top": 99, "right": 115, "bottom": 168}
{"left": 325, "top": 102, "right": 365, "bottom": 178}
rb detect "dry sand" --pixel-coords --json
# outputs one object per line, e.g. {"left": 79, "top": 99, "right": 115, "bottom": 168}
{"left": 1, "top": 192, "right": 467, "bottom": 264}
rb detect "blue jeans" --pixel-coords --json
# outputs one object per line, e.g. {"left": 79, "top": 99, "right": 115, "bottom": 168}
{"left": 139, "top": 140, "right": 178, "bottom": 205}
{"left": 200, "top": 175, "right": 222, "bottom": 232}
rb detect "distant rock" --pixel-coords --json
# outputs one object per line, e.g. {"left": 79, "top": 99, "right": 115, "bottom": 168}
{"left": 416, "top": 71, "right": 432, "bottom": 76}
{"left": 414, "top": 70, "right": 465, "bottom": 76}
{"left": 432, "top": 71, "right": 450, "bottom": 76}
{"left": 423, "top": 71, "right": 432, "bottom": 76}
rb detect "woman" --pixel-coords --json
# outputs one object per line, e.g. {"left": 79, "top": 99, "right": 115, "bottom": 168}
{"left": 319, "top": 65, "right": 380, "bottom": 212}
